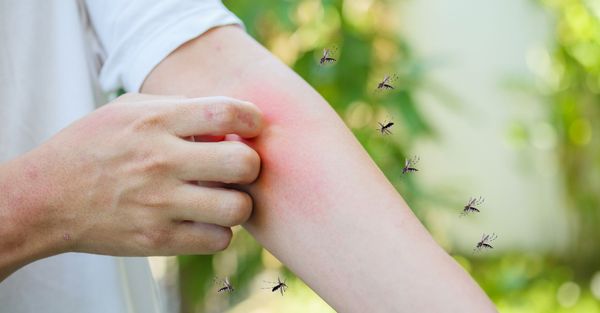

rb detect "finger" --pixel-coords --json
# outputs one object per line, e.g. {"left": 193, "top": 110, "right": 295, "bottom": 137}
{"left": 164, "top": 96, "right": 263, "bottom": 138}
{"left": 171, "top": 140, "right": 261, "bottom": 184}
{"left": 143, "top": 222, "right": 233, "bottom": 255}
{"left": 174, "top": 222, "right": 233, "bottom": 254}
{"left": 169, "top": 184, "right": 253, "bottom": 227}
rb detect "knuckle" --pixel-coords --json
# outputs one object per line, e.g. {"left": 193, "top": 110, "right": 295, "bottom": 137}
{"left": 141, "top": 191, "right": 170, "bottom": 209}
{"left": 172, "top": 104, "right": 192, "bottom": 122}
{"left": 227, "top": 143, "right": 260, "bottom": 183}
{"left": 209, "top": 227, "right": 233, "bottom": 252}
{"left": 222, "top": 192, "right": 253, "bottom": 225}
{"left": 137, "top": 153, "right": 172, "bottom": 175}
{"left": 212, "top": 103, "right": 238, "bottom": 129}
{"left": 140, "top": 227, "right": 173, "bottom": 250}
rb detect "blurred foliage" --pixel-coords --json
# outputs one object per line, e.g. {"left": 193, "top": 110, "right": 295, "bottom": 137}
{"left": 175, "top": 0, "right": 600, "bottom": 312}
{"left": 473, "top": 0, "right": 600, "bottom": 311}
{"left": 534, "top": 0, "right": 600, "bottom": 279}
{"left": 458, "top": 253, "right": 600, "bottom": 312}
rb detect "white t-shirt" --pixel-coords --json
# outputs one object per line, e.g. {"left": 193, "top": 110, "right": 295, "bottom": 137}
{"left": 0, "top": 1, "right": 241, "bottom": 312}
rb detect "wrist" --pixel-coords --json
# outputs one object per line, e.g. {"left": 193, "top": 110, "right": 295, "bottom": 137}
{"left": 0, "top": 149, "right": 69, "bottom": 278}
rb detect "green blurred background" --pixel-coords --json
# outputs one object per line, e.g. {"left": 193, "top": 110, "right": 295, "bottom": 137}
{"left": 147, "top": 0, "right": 600, "bottom": 312}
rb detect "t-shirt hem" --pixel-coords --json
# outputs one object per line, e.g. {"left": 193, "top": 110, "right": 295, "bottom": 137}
{"left": 124, "top": 11, "right": 243, "bottom": 92}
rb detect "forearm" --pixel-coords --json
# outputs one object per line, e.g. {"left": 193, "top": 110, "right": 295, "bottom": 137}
{"left": 0, "top": 151, "right": 66, "bottom": 281}
{"left": 143, "top": 26, "right": 495, "bottom": 312}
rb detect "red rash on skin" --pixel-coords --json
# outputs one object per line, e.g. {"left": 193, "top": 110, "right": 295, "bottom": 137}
{"left": 231, "top": 83, "right": 331, "bottom": 225}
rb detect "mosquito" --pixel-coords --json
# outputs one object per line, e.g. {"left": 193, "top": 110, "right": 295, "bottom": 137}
{"left": 402, "top": 156, "right": 420, "bottom": 174}
{"left": 473, "top": 233, "right": 497, "bottom": 253}
{"left": 377, "top": 120, "right": 394, "bottom": 135}
{"left": 214, "top": 276, "right": 234, "bottom": 293}
{"left": 264, "top": 277, "right": 288, "bottom": 296}
{"left": 376, "top": 74, "right": 398, "bottom": 90}
{"left": 319, "top": 47, "right": 337, "bottom": 65}
{"left": 460, "top": 196, "right": 485, "bottom": 217}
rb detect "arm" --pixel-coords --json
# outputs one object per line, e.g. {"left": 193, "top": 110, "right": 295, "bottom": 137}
{"left": 142, "top": 26, "right": 496, "bottom": 312}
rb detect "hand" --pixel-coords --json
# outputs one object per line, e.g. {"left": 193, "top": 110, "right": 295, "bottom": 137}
{"left": 21, "top": 93, "right": 263, "bottom": 257}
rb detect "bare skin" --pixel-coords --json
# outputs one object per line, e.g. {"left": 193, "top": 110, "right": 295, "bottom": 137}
{"left": 0, "top": 93, "right": 263, "bottom": 281}
{"left": 142, "top": 26, "right": 497, "bottom": 312}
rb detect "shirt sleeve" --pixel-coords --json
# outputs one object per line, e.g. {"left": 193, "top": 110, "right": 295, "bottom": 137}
{"left": 84, "top": 0, "right": 243, "bottom": 92}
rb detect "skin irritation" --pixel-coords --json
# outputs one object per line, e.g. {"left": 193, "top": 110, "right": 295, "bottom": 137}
{"left": 144, "top": 28, "right": 370, "bottom": 225}
{"left": 231, "top": 83, "right": 338, "bottom": 225}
